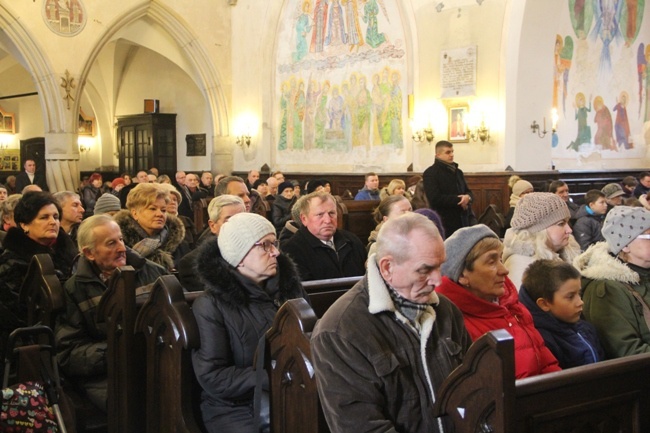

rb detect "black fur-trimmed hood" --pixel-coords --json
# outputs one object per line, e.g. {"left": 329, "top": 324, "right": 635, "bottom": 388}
{"left": 195, "top": 237, "right": 304, "bottom": 307}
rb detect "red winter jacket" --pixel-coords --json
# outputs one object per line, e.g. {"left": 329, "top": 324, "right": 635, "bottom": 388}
{"left": 436, "top": 276, "right": 560, "bottom": 379}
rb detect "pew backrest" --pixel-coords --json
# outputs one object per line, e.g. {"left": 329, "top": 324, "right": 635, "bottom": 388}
{"left": 264, "top": 298, "right": 329, "bottom": 433}
{"left": 96, "top": 265, "right": 145, "bottom": 433}
{"left": 134, "top": 275, "right": 205, "bottom": 433}
{"left": 19, "top": 254, "right": 66, "bottom": 329}
{"left": 302, "top": 276, "right": 362, "bottom": 317}
{"left": 434, "top": 329, "right": 650, "bottom": 433}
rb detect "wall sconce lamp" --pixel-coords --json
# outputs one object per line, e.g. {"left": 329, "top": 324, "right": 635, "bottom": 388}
{"left": 468, "top": 119, "right": 490, "bottom": 143}
{"left": 412, "top": 127, "right": 434, "bottom": 143}
{"left": 236, "top": 134, "right": 252, "bottom": 148}
{"left": 78, "top": 137, "right": 93, "bottom": 153}
{"left": 531, "top": 108, "right": 558, "bottom": 139}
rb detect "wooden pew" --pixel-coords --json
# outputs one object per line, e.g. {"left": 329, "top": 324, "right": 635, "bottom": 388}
{"left": 19, "top": 254, "right": 108, "bottom": 433}
{"left": 434, "top": 329, "right": 650, "bottom": 433}
{"left": 100, "top": 268, "right": 357, "bottom": 433}
{"left": 340, "top": 199, "right": 377, "bottom": 244}
{"left": 134, "top": 275, "right": 205, "bottom": 433}
{"left": 264, "top": 298, "right": 327, "bottom": 433}
{"left": 96, "top": 266, "right": 145, "bottom": 433}
{"left": 19, "top": 254, "right": 66, "bottom": 329}
{"left": 302, "top": 275, "right": 362, "bottom": 318}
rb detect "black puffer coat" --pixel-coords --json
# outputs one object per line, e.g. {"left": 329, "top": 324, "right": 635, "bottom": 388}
{"left": 191, "top": 238, "right": 307, "bottom": 433}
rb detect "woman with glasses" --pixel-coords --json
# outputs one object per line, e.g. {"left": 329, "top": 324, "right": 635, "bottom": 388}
{"left": 574, "top": 206, "right": 650, "bottom": 359}
{"left": 191, "top": 212, "right": 307, "bottom": 433}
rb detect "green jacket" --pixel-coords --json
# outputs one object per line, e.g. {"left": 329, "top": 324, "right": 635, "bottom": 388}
{"left": 574, "top": 242, "right": 650, "bottom": 359}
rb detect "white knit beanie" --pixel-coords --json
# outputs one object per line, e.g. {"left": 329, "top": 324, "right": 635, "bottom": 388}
{"left": 218, "top": 213, "right": 276, "bottom": 267}
{"left": 511, "top": 192, "right": 570, "bottom": 233}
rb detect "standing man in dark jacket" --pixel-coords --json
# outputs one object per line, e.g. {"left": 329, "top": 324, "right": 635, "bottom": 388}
{"left": 15, "top": 159, "right": 49, "bottom": 192}
{"left": 281, "top": 191, "right": 366, "bottom": 281}
{"left": 423, "top": 140, "right": 474, "bottom": 236}
{"left": 55, "top": 215, "right": 167, "bottom": 412}
{"left": 311, "top": 213, "right": 471, "bottom": 433}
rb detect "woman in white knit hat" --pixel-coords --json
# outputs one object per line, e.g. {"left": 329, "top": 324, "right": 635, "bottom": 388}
{"left": 574, "top": 206, "right": 650, "bottom": 359}
{"left": 502, "top": 192, "right": 581, "bottom": 289}
{"left": 191, "top": 212, "right": 307, "bottom": 433}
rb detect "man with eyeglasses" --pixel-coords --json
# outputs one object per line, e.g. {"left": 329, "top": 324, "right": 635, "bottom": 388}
{"left": 281, "top": 191, "right": 366, "bottom": 281}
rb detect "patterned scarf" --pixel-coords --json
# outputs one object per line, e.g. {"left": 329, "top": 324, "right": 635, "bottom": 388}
{"left": 388, "top": 286, "right": 432, "bottom": 327}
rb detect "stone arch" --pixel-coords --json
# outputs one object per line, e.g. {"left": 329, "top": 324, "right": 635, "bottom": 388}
{"left": 77, "top": 1, "right": 228, "bottom": 139}
{"left": 0, "top": 4, "right": 66, "bottom": 133}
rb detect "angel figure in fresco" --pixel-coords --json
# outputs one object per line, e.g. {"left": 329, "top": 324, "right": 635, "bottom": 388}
{"left": 622, "top": 0, "right": 644, "bottom": 47}
{"left": 348, "top": 73, "right": 361, "bottom": 146}
{"left": 293, "top": 2, "right": 312, "bottom": 63}
{"left": 292, "top": 80, "right": 306, "bottom": 150}
{"left": 343, "top": 0, "right": 365, "bottom": 52}
{"left": 278, "top": 81, "right": 290, "bottom": 150}
{"left": 553, "top": 35, "right": 563, "bottom": 110}
{"left": 371, "top": 73, "right": 387, "bottom": 144}
{"left": 356, "top": 75, "right": 372, "bottom": 150}
{"left": 304, "top": 79, "right": 322, "bottom": 150}
{"left": 379, "top": 68, "right": 392, "bottom": 144}
{"left": 560, "top": 36, "right": 574, "bottom": 115}
{"left": 328, "top": 85, "right": 345, "bottom": 130}
{"left": 567, "top": 92, "right": 592, "bottom": 151}
{"left": 315, "top": 81, "right": 330, "bottom": 148}
{"left": 569, "top": 0, "right": 595, "bottom": 40}
{"left": 362, "top": 0, "right": 386, "bottom": 49}
{"left": 593, "top": 96, "right": 616, "bottom": 151}
{"left": 590, "top": 0, "right": 622, "bottom": 73}
{"left": 388, "top": 71, "right": 403, "bottom": 147}
{"left": 326, "top": 0, "right": 347, "bottom": 47}
{"left": 613, "top": 91, "right": 632, "bottom": 149}
{"left": 310, "top": 0, "right": 329, "bottom": 53}
{"left": 640, "top": 43, "right": 650, "bottom": 122}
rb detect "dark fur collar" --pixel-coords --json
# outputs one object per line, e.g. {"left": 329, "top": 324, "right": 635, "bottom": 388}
{"left": 3, "top": 226, "right": 77, "bottom": 277}
{"left": 114, "top": 209, "right": 185, "bottom": 253}
{"left": 195, "top": 237, "right": 304, "bottom": 307}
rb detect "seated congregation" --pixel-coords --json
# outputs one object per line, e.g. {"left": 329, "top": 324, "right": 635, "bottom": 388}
{"left": 2, "top": 167, "right": 650, "bottom": 433}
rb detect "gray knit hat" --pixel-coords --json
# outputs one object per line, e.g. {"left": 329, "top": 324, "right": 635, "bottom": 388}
{"left": 218, "top": 212, "right": 276, "bottom": 267}
{"left": 510, "top": 192, "right": 570, "bottom": 233}
{"left": 602, "top": 206, "right": 650, "bottom": 254}
{"left": 601, "top": 183, "right": 625, "bottom": 199}
{"left": 94, "top": 194, "right": 121, "bottom": 215}
{"left": 441, "top": 224, "right": 499, "bottom": 282}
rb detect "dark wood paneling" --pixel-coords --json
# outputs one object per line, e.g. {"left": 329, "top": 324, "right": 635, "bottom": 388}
{"left": 237, "top": 169, "right": 642, "bottom": 217}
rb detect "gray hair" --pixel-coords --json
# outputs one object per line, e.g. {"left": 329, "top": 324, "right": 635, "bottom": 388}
{"left": 376, "top": 213, "right": 442, "bottom": 263}
{"left": 53, "top": 191, "right": 80, "bottom": 206}
{"left": 77, "top": 214, "right": 118, "bottom": 252}
{"left": 294, "top": 191, "right": 336, "bottom": 219}
{"left": 214, "top": 176, "right": 246, "bottom": 197}
{"left": 0, "top": 194, "right": 22, "bottom": 224}
{"left": 208, "top": 194, "right": 246, "bottom": 222}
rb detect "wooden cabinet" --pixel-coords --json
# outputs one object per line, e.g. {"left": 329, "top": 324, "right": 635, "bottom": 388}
{"left": 117, "top": 113, "right": 177, "bottom": 175}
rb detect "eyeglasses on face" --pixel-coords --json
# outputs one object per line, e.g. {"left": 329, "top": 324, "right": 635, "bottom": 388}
{"left": 254, "top": 239, "right": 280, "bottom": 253}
